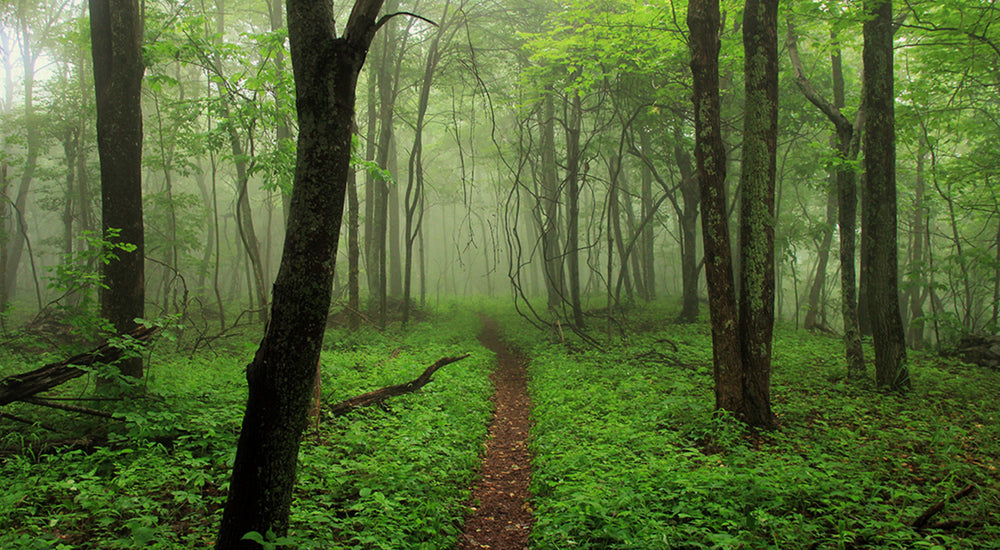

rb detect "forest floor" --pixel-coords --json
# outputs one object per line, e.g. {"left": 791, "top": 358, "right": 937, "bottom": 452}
{"left": 458, "top": 316, "right": 535, "bottom": 550}
{"left": 2, "top": 303, "right": 999, "bottom": 549}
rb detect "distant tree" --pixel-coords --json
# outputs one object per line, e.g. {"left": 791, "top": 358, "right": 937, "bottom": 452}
{"left": 89, "top": 0, "right": 145, "bottom": 378}
{"left": 862, "top": 0, "right": 909, "bottom": 390}
{"left": 786, "top": 22, "right": 866, "bottom": 381}
{"left": 215, "top": 0, "right": 388, "bottom": 545}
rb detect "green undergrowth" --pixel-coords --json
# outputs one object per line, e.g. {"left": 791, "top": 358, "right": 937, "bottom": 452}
{"left": 0, "top": 305, "right": 493, "bottom": 549}
{"left": 493, "top": 303, "right": 1000, "bottom": 550}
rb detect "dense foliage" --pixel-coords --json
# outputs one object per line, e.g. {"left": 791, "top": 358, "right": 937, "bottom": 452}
{"left": 501, "top": 304, "right": 1000, "bottom": 549}
{"left": 0, "top": 307, "right": 493, "bottom": 549}
{"left": 3, "top": 303, "right": 999, "bottom": 548}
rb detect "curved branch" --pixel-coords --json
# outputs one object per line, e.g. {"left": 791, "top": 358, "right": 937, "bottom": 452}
{"left": 786, "top": 20, "right": 853, "bottom": 135}
{"left": 375, "top": 11, "right": 438, "bottom": 34}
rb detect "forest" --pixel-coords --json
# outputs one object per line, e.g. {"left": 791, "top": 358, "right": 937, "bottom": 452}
{"left": 1, "top": 0, "right": 999, "bottom": 548}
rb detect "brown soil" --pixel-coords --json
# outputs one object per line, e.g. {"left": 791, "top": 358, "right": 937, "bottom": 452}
{"left": 457, "top": 316, "right": 534, "bottom": 550}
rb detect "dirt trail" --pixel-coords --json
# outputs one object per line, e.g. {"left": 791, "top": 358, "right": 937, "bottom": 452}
{"left": 457, "top": 317, "right": 534, "bottom": 550}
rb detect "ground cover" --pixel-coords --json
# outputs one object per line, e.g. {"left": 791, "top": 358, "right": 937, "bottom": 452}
{"left": 0, "top": 305, "right": 493, "bottom": 549}
{"left": 495, "top": 304, "right": 1000, "bottom": 549}
{"left": 2, "top": 300, "right": 999, "bottom": 549}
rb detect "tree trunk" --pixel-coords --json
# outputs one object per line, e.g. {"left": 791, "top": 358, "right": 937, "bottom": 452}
{"left": 640, "top": 131, "right": 656, "bottom": 300}
{"left": 540, "top": 91, "right": 565, "bottom": 313}
{"left": 1, "top": 15, "right": 40, "bottom": 314}
{"left": 674, "top": 141, "right": 700, "bottom": 323}
{"left": 688, "top": 0, "right": 741, "bottom": 413}
{"left": 787, "top": 23, "right": 865, "bottom": 381}
{"left": 906, "top": 139, "right": 928, "bottom": 347}
{"left": 268, "top": 0, "right": 294, "bottom": 225}
{"left": 565, "top": 91, "right": 584, "bottom": 328}
{"left": 803, "top": 179, "right": 836, "bottom": 330}
{"left": 215, "top": 0, "right": 385, "bottom": 545}
{"left": 348, "top": 160, "right": 361, "bottom": 330}
{"left": 403, "top": 3, "right": 451, "bottom": 324}
{"left": 738, "top": 0, "right": 778, "bottom": 428}
{"left": 863, "top": 0, "right": 909, "bottom": 390}
{"left": 90, "top": 0, "right": 145, "bottom": 380}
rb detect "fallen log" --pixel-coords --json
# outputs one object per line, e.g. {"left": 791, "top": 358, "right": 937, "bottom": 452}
{"left": 911, "top": 483, "right": 977, "bottom": 531}
{"left": 329, "top": 354, "right": 471, "bottom": 417}
{"left": 0, "top": 325, "right": 160, "bottom": 406}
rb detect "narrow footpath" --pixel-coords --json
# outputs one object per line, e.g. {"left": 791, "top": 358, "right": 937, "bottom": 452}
{"left": 457, "top": 317, "right": 534, "bottom": 550}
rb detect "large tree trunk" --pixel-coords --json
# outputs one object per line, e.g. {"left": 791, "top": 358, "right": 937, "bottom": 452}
{"left": 214, "top": 0, "right": 385, "bottom": 546}
{"left": 862, "top": 0, "right": 909, "bottom": 390}
{"left": 738, "top": 0, "right": 778, "bottom": 428}
{"left": 688, "top": 0, "right": 741, "bottom": 413}
{"left": 90, "top": 0, "right": 145, "bottom": 380}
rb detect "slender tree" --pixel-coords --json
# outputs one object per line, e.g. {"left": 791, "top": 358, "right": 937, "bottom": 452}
{"left": 787, "top": 23, "right": 866, "bottom": 381}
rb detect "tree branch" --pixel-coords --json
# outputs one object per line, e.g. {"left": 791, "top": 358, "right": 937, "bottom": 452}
{"left": 328, "top": 354, "right": 470, "bottom": 417}
{"left": 785, "top": 21, "right": 853, "bottom": 135}
{"left": 911, "top": 483, "right": 977, "bottom": 531}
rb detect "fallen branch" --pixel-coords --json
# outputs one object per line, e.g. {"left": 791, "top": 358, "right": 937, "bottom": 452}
{"left": 912, "top": 483, "right": 977, "bottom": 531}
{"left": 0, "top": 325, "right": 160, "bottom": 406}
{"left": 0, "top": 410, "right": 59, "bottom": 431}
{"left": 329, "top": 354, "right": 471, "bottom": 417}
{"left": 24, "top": 397, "right": 119, "bottom": 420}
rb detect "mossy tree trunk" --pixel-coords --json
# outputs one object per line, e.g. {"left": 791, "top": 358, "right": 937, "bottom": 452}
{"left": 688, "top": 0, "right": 741, "bottom": 413}
{"left": 738, "top": 0, "right": 778, "bottom": 428}
{"left": 215, "top": 0, "right": 385, "bottom": 546}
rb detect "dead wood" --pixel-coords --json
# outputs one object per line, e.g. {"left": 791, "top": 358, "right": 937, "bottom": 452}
{"left": 0, "top": 410, "right": 58, "bottom": 431}
{"left": 911, "top": 483, "right": 977, "bottom": 531}
{"left": 329, "top": 354, "right": 470, "bottom": 417}
{"left": 0, "top": 325, "right": 160, "bottom": 406}
{"left": 24, "top": 398, "right": 119, "bottom": 419}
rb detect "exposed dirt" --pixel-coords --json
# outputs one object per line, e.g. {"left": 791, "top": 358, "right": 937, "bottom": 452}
{"left": 457, "top": 317, "right": 534, "bottom": 550}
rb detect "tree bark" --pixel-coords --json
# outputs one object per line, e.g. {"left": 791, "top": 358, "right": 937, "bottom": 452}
{"left": 540, "top": 91, "right": 565, "bottom": 313}
{"left": 674, "top": 140, "right": 700, "bottom": 323}
{"left": 90, "top": 0, "right": 145, "bottom": 380}
{"left": 565, "top": 91, "right": 584, "bottom": 328}
{"left": 905, "top": 138, "right": 928, "bottom": 347}
{"left": 738, "top": 0, "right": 778, "bottom": 428}
{"left": 863, "top": 0, "right": 909, "bottom": 390}
{"left": 787, "top": 24, "right": 865, "bottom": 381}
{"left": 688, "top": 0, "right": 741, "bottom": 413}
{"left": 640, "top": 130, "right": 656, "bottom": 301}
{"left": 215, "top": 0, "right": 385, "bottom": 545}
